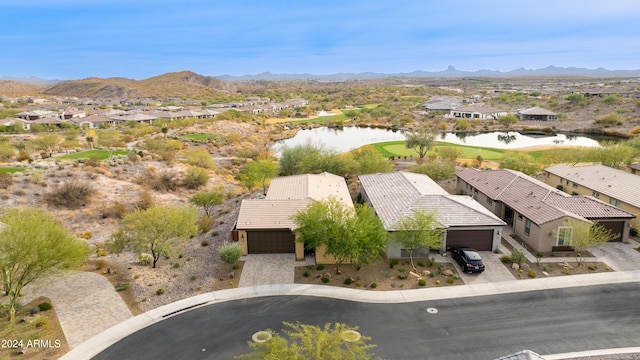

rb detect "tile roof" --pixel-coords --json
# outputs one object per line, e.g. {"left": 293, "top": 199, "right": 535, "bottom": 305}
{"left": 545, "top": 164, "right": 640, "bottom": 207}
{"left": 517, "top": 106, "right": 557, "bottom": 116}
{"left": 452, "top": 104, "right": 504, "bottom": 114}
{"left": 360, "top": 172, "right": 505, "bottom": 231}
{"left": 236, "top": 172, "right": 352, "bottom": 230}
{"left": 457, "top": 168, "right": 635, "bottom": 224}
{"left": 235, "top": 199, "right": 311, "bottom": 230}
{"left": 266, "top": 172, "right": 353, "bottom": 207}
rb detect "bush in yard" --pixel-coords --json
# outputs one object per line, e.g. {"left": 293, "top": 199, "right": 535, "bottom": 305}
{"left": 196, "top": 215, "right": 216, "bottom": 234}
{"left": 370, "top": 282, "right": 377, "bottom": 288}
{"left": 38, "top": 302, "right": 53, "bottom": 311}
{"left": 184, "top": 147, "right": 216, "bottom": 169}
{"left": 389, "top": 258, "right": 399, "bottom": 268}
{"left": 44, "top": 180, "right": 94, "bottom": 209}
{"left": 156, "top": 288, "right": 165, "bottom": 295}
{"left": 0, "top": 173, "right": 13, "bottom": 189}
{"left": 321, "top": 276, "right": 330, "bottom": 283}
{"left": 183, "top": 166, "right": 209, "bottom": 189}
{"left": 138, "top": 253, "right": 153, "bottom": 266}
{"left": 528, "top": 270, "right": 537, "bottom": 278}
{"left": 418, "top": 279, "right": 426, "bottom": 286}
{"left": 218, "top": 242, "right": 243, "bottom": 265}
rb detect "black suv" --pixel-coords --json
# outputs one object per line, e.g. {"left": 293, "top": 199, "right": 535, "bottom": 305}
{"left": 452, "top": 247, "right": 485, "bottom": 273}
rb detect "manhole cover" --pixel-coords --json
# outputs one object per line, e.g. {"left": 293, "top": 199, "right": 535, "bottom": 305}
{"left": 426, "top": 307, "right": 438, "bottom": 314}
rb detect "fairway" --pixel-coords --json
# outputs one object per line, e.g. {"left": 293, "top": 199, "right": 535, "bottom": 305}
{"left": 368, "top": 140, "right": 589, "bottom": 162}
{"left": 0, "top": 167, "right": 26, "bottom": 174}
{"left": 59, "top": 150, "right": 130, "bottom": 160}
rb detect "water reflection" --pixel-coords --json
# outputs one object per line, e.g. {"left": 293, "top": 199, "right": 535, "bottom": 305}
{"left": 274, "top": 127, "right": 604, "bottom": 154}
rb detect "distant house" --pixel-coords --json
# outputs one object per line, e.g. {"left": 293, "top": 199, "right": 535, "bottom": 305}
{"left": 450, "top": 104, "right": 507, "bottom": 120}
{"left": 68, "top": 115, "right": 115, "bottom": 129}
{"left": 234, "top": 172, "right": 352, "bottom": 264}
{"left": 109, "top": 113, "right": 158, "bottom": 125}
{"left": 0, "top": 117, "right": 30, "bottom": 131}
{"left": 422, "top": 96, "right": 463, "bottom": 114}
{"left": 14, "top": 110, "right": 56, "bottom": 121}
{"left": 359, "top": 172, "right": 505, "bottom": 257}
{"left": 517, "top": 107, "right": 558, "bottom": 121}
{"left": 457, "top": 168, "right": 635, "bottom": 253}
{"left": 61, "top": 108, "right": 86, "bottom": 119}
{"left": 544, "top": 164, "right": 640, "bottom": 229}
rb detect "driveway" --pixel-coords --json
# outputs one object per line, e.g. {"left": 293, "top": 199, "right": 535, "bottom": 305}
{"left": 238, "top": 254, "right": 315, "bottom": 287}
{"left": 589, "top": 238, "right": 640, "bottom": 271}
{"left": 443, "top": 251, "right": 515, "bottom": 284}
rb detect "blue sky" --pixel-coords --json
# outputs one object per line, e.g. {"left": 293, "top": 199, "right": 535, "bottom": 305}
{"left": 2, "top": 1, "right": 639, "bottom": 79}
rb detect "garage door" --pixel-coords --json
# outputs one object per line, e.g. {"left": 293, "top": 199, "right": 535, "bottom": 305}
{"left": 247, "top": 230, "right": 296, "bottom": 253}
{"left": 446, "top": 229, "right": 494, "bottom": 251}
{"left": 598, "top": 221, "right": 624, "bottom": 242}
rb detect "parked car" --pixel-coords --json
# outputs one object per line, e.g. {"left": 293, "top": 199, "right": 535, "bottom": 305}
{"left": 452, "top": 247, "right": 485, "bottom": 273}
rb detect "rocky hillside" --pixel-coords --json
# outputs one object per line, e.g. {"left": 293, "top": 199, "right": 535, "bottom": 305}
{"left": 0, "top": 80, "right": 47, "bottom": 97}
{"left": 42, "top": 71, "right": 237, "bottom": 99}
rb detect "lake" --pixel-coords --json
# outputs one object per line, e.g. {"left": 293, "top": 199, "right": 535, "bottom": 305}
{"left": 273, "top": 126, "right": 603, "bottom": 153}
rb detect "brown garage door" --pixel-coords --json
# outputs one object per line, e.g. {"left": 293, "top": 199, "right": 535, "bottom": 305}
{"left": 247, "top": 230, "right": 296, "bottom": 253}
{"left": 598, "top": 221, "right": 624, "bottom": 242}
{"left": 446, "top": 229, "right": 494, "bottom": 251}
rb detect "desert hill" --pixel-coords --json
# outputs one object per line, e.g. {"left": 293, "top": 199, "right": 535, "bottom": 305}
{"left": 41, "top": 71, "right": 237, "bottom": 99}
{"left": 0, "top": 80, "right": 47, "bottom": 97}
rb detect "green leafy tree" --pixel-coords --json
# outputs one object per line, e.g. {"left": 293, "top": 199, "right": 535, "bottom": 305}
{"left": 183, "top": 166, "right": 210, "bottom": 189}
{"left": 553, "top": 219, "right": 616, "bottom": 266}
{"left": 437, "top": 146, "right": 463, "bottom": 162}
{"left": 279, "top": 142, "right": 354, "bottom": 176}
{"left": 218, "top": 242, "right": 243, "bottom": 265}
{"left": 565, "top": 93, "right": 589, "bottom": 106}
{"left": 96, "top": 129, "right": 124, "bottom": 148}
{"left": 584, "top": 142, "right": 635, "bottom": 168}
{"left": 189, "top": 189, "right": 225, "bottom": 217}
{"left": 499, "top": 152, "right": 540, "bottom": 175}
{"left": 350, "top": 147, "right": 392, "bottom": 175}
{"left": 184, "top": 147, "right": 216, "bottom": 169}
{"left": 405, "top": 125, "right": 438, "bottom": 161}
{"left": 236, "top": 322, "right": 379, "bottom": 360}
{"left": 33, "top": 133, "right": 63, "bottom": 155}
{"left": 497, "top": 114, "right": 519, "bottom": 129}
{"left": 292, "top": 197, "right": 387, "bottom": 272}
{"left": 109, "top": 205, "right": 198, "bottom": 268}
{"left": 393, "top": 210, "right": 442, "bottom": 271}
{"left": 0, "top": 207, "right": 91, "bottom": 322}
{"left": 237, "top": 160, "right": 280, "bottom": 194}
{"left": 409, "top": 159, "right": 456, "bottom": 181}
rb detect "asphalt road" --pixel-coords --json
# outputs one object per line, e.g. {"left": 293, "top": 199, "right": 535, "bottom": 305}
{"left": 93, "top": 283, "right": 640, "bottom": 360}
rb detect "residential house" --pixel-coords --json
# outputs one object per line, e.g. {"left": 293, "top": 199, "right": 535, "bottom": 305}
{"left": 544, "top": 164, "right": 640, "bottom": 229}
{"left": 60, "top": 108, "right": 87, "bottom": 119}
{"left": 628, "top": 163, "right": 640, "bottom": 175}
{"left": 14, "top": 110, "right": 57, "bottom": 121}
{"left": 109, "top": 112, "right": 158, "bottom": 125}
{"left": 0, "top": 117, "right": 30, "bottom": 131}
{"left": 359, "top": 172, "right": 505, "bottom": 257}
{"left": 422, "top": 96, "right": 463, "bottom": 114}
{"left": 450, "top": 104, "right": 507, "bottom": 120}
{"left": 457, "top": 168, "right": 635, "bottom": 253}
{"left": 68, "top": 115, "right": 115, "bottom": 129}
{"left": 517, "top": 107, "right": 558, "bottom": 121}
{"left": 234, "top": 172, "right": 353, "bottom": 264}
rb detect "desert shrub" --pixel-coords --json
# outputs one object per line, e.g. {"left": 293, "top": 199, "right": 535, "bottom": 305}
{"left": 190, "top": 275, "right": 198, "bottom": 281}
{"left": 211, "top": 230, "right": 219, "bottom": 236}
{"left": 302, "top": 271, "right": 309, "bottom": 277}
{"left": 595, "top": 113, "right": 624, "bottom": 127}
{"left": 397, "top": 274, "right": 407, "bottom": 280}
{"left": 232, "top": 263, "right": 240, "bottom": 270}
{"left": 38, "top": 302, "right": 53, "bottom": 311}
{"left": 510, "top": 248, "right": 525, "bottom": 264}
{"left": 95, "top": 259, "right": 108, "bottom": 270}
{"left": 200, "top": 239, "right": 210, "bottom": 246}
{"left": 630, "top": 227, "right": 638, "bottom": 237}
{"left": 135, "top": 191, "right": 155, "bottom": 210}
{"left": 527, "top": 270, "right": 537, "bottom": 278}
{"left": 236, "top": 147, "right": 259, "bottom": 159}
{"left": 630, "top": 127, "right": 640, "bottom": 135}
{"left": 587, "top": 264, "right": 598, "bottom": 271}
{"left": 101, "top": 201, "right": 128, "bottom": 219}
{"left": 96, "top": 248, "right": 108, "bottom": 257}
{"left": 31, "top": 170, "right": 44, "bottom": 184}
{"left": 409, "top": 159, "right": 456, "bottom": 181}
{"left": 173, "top": 262, "right": 180, "bottom": 268}
{"left": 428, "top": 257, "right": 435, "bottom": 267}
{"left": 156, "top": 288, "right": 165, "bottom": 295}
{"left": 446, "top": 278, "right": 455, "bottom": 284}
{"left": 0, "top": 172, "right": 12, "bottom": 189}
{"left": 115, "top": 283, "right": 130, "bottom": 292}
{"left": 138, "top": 253, "right": 153, "bottom": 266}
{"left": 321, "top": 276, "right": 330, "bottom": 283}
{"left": 16, "top": 150, "right": 32, "bottom": 162}
{"left": 196, "top": 215, "right": 216, "bottom": 233}
{"left": 184, "top": 147, "right": 216, "bottom": 169}
{"left": 370, "top": 282, "right": 377, "bottom": 288}
{"left": 34, "top": 317, "right": 49, "bottom": 328}
{"left": 218, "top": 242, "right": 243, "bottom": 265}
{"left": 127, "top": 152, "right": 141, "bottom": 163}
{"left": 343, "top": 278, "right": 353, "bottom": 285}
{"left": 316, "top": 264, "right": 324, "bottom": 271}
{"left": 82, "top": 231, "right": 93, "bottom": 239}
{"left": 389, "top": 258, "right": 399, "bottom": 268}
{"left": 500, "top": 255, "right": 512, "bottom": 263}
{"left": 416, "top": 261, "right": 425, "bottom": 267}
{"left": 183, "top": 166, "right": 209, "bottom": 189}
{"left": 44, "top": 180, "right": 94, "bottom": 208}
{"left": 418, "top": 279, "right": 426, "bottom": 286}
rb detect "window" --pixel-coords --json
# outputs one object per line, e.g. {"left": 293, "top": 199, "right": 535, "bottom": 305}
{"left": 572, "top": 182, "right": 578, "bottom": 189}
{"left": 524, "top": 219, "right": 531, "bottom": 235}
{"left": 592, "top": 191, "right": 600, "bottom": 199}
{"left": 487, "top": 198, "right": 493, "bottom": 206}
{"left": 557, "top": 226, "right": 573, "bottom": 246}
{"left": 609, "top": 197, "right": 621, "bottom": 207}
